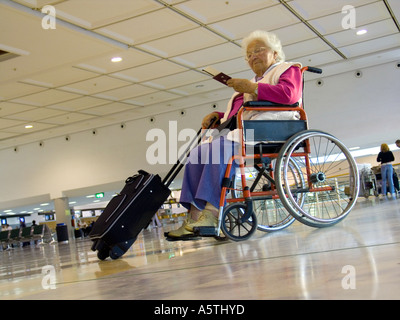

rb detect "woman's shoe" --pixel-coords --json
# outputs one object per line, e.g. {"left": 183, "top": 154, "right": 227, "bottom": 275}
{"left": 166, "top": 218, "right": 196, "bottom": 238}
{"left": 185, "top": 210, "right": 218, "bottom": 232}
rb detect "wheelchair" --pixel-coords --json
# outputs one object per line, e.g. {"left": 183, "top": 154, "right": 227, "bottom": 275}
{"left": 194, "top": 66, "right": 360, "bottom": 241}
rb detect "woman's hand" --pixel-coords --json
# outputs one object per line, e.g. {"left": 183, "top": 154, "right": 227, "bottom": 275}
{"left": 202, "top": 112, "right": 220, "bottom": 129}
{"left": 227, "top": 78, "right": 257, "bottom": 94}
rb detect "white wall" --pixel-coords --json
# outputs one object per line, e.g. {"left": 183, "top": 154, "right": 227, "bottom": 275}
{"left": 1, "top": 61, "right": 399, "bottom": 209}
{"left": 304, "top": 61, "right": 400, "bottom": 149}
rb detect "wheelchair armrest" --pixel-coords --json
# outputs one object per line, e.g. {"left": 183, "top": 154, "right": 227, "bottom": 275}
{"left": 243, "top": 101, "right": 299, "bottom": 108}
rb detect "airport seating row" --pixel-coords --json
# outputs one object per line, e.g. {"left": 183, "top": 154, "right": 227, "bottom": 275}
{"left": 0, "top": 224, "right": 53, "bottom": 249}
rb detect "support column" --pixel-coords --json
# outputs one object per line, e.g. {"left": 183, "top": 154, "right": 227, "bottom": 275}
{"left": 54, "top": 197, "right": 74, "bottom": 240}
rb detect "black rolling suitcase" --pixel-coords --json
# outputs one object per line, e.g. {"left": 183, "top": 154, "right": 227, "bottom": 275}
{"left": 89, "top": 122, "right": 214, "bottom": 260}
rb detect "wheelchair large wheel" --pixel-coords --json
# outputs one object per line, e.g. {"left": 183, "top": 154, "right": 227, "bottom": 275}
{"left": 275, "top": 130, "right": 359, "bottom": 228}
{"left": 232, "top": 158, "right": 303, "bottom": 232}
{"left": 221, "top": 203, "right": 257, "bottom": 241}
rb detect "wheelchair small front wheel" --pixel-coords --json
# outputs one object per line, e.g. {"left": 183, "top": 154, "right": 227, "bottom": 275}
{"left": 221, "top": 203, "right": 257, "bottom": 241}
{"left": 231, "top": 160, "right": 298, "bottom": 232}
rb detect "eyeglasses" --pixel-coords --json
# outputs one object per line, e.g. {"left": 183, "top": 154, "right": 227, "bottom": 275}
{"left": 245, "top": 47, "right": 268, "bottom": 61}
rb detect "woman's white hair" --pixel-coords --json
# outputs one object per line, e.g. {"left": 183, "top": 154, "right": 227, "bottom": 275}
{"left": 242, "top": 30, "right": 285, "bottom": 62}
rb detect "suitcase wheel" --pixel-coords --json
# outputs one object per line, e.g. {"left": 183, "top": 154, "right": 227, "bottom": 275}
{"left": 97, "top": 249, "right": 110, "bottom": 261}
{"left": 92, "top": 239, "right": 110, "bottom": 261}
{"left": 109, "top": 238, "right": 137, "bottom": 260}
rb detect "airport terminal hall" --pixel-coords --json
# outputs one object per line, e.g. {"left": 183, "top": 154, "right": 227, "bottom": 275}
{"left": 1, "top": 0, "right": 400, "bottom": 302}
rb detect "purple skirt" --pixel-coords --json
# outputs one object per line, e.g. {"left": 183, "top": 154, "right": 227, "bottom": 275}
{"left": 179, "top": 136, "right": 239, "bottom": 210}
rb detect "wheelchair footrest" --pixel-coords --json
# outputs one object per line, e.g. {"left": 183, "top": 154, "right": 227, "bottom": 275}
{"left": 193, "top": 226, "right": 218, "bottom": 237}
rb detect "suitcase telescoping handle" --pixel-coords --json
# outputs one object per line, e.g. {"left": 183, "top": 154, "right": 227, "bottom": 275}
{"left": 162, "top": 117, "right": 217, "bottom": 187}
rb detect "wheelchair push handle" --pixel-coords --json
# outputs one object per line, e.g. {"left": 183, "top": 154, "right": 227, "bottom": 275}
{"left": 304, "top": 66, "right": 322, "bottom": 74}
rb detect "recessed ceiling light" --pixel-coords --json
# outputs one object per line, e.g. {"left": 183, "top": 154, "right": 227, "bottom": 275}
{"left": 356, "top": 29, "right": 367, "bottom": 36}
{"left": 111, "top": 57, "right": 122, "bottom": 63}
{"left": 25, "top": 124, "right": 33, "bottom": 129}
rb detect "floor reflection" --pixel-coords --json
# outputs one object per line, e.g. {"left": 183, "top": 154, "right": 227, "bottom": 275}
{"left": 1, "top": 198, "right": 400, "bottom": 299}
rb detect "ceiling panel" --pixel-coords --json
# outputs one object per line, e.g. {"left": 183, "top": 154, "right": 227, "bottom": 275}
{"left": 208, "top": 5, "right": 300, "bottom": 40}
{"left": 4, "top": 107, "right": 66, "bottom": 121}
{"left": 325, "top": 19, "right": 398, "bottom": 47}
{"left": 0, "top": 82, "right": 47, "bottom": 100}
{"left": 339, "top": 33, "right": 400, "bottom": 58}
{"left": 74, "top": 48, "right": 160, "bottom": 75}
{"left": 48, "top": 96, "right": 110, "bottom": 112}
{"left": 272, "top": 23, "right": 317, "bottom": 46}
{"left": 288, "top": 0, "right": 377, "bottom": 20}
{"left": 309, "top": 1, "right": 391, "bottom": 35}
{"left": 210, "top": 57, "right": 250, "bottom": 76}
{"left": 97, "top": 84, "right": 157, "bottom": 101}
{"left": 39, "top": 112, "right": 96, "bottom": 125}
{"left": 54, "top": 0, "right": 162, "bottom": 29}
{"left": 137, "top": 27, "right": 226, "bottom": 58}
{"left": 95, "top": 8, "right": 198, "bottom": 45}
{"left": 0, "top": 132, "right": 19, "bottom": 140}
{"left": 387, "top": 0, "right": 400, "bottom": 20}
{"left": 4, "top": 122, "right": 56, "bottom": 133}
{"left": 111, "top": 60, "right": 188, "bottom": 83}
{"left": 0, "top": 118, "right": 26, "bottom": 130}
{"left": 126, "top": 91, "right": 182, "bottom": 107}
{"left": 11, "top": 89, "right": 79, "bottom": 107}
{"left": 9, "top": 89, "right": 82, "bottom": 107}
{"left": 284, "top": 38, "right": 332, "bottom": 61}
{"left": 173, "top": 78, "right": 222, "bottom": 96}
{"left": 296, "top": 50, "right": 343, "bottom": 68}
{"left": 173, "top": 42, "right": 243, "bottom": 68}
{"left": 144, "top": 70, "right": 209, "bottom": 90}
{"left": 20, "top": 66, "right": 98, "bottom": 88}
{"left": 174, "top": 0, "right": 278, "bottom": 24}
{"left": 0, "top": 102, "right": 36, "bottom": 117}
{"left": 77, "top": 102, "right": 138, "bottom": 116}
{"left": 62, "top": 76, "right": 131, "bottom": 95}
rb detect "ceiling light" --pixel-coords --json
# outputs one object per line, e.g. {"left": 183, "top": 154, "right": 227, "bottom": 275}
{"left": 111, "top": 57, "right": 122, "bottom": 63}
{"left": 25, "top": 124, "right": 33, "bottom": 129}
{"left": 356, "top": 29, "right": 367, "bottom": 36}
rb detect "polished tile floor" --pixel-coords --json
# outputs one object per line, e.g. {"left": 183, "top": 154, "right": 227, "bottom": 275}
{"left": 1, "top": 197, "right": 400, "bottom": 300}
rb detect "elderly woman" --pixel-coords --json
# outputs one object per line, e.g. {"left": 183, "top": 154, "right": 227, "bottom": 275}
{"left": 167, "top": 30, "right": 303, "bottom": 239}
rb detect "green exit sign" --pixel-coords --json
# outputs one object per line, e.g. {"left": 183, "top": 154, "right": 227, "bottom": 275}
{"left": 95, "top": 192, "right": 104, "bottom": 199}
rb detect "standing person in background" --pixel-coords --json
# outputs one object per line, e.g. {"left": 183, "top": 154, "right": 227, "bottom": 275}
{"left": 377, "top": 143, "right": 395, "bottom": 199}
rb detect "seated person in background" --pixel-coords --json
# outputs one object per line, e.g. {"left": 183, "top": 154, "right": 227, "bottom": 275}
{"left": 166, "top": 29, "right": 303, "bottom": 239}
